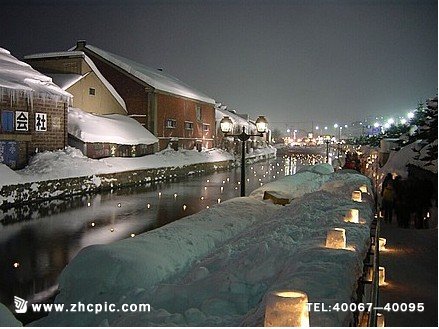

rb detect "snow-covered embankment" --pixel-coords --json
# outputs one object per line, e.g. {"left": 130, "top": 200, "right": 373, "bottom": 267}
{"left": 34, "top": 164, "right": 374, "bottom": 326}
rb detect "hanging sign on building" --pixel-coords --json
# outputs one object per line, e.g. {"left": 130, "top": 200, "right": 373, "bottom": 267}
{"left": 35, "top": 113, "right": 48, "bottom": 131}
{"left": 15, "top": 111, "right": 29, "bottom": 131}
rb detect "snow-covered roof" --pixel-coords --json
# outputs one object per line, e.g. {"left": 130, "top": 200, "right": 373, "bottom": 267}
{"left": 68, "top": 107, "right": 158, "bottom": 145}
{"left": 81, "top": 44, "right": 215, "bottom": 105}
{"left": 0, "top": 48, "right": 71, "bottom": 101}
{"left": 25, "top": 51, "right": 127, "bottom": 112}
{"left": 215, "top": 105, "right": 253, "bottom": 129}
{"left": 50, "top": 73, "right": 84, "bottom": 90}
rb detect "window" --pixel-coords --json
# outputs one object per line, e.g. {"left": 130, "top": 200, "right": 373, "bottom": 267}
{"left": 89, "top": 88, "right": 96, "bottom": 96}
{"left": 1, "top": 110, "right": 14, "bottom": 132}
{"left": 165, "top": 119, "right": 177, "bottom": 128}
{"left": 202, "top": 124, "right": 210, "bottom": 131}
{"left": 185, "top": 121, "right": 194, "bottom": 130}
{"left": 195, "top": 105, "right": 202, "bottom": 121}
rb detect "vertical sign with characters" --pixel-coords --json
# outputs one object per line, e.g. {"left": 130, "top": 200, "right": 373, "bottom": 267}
{"left": 15, "top": 111, "right": 29, "bottom": 131}
{"left": 35, "top": 113, "right": 47, "bottom": 131}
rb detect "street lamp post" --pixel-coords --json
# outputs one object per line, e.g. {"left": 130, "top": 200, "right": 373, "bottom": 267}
{"left": 324, "top": 135, "right": 331, "bottom": 163}
{"left": 220, "top": 115, "right": 268, "bottom": 197}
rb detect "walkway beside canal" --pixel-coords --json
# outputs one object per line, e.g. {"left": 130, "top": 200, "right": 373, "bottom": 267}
{"left": 379, "top": 219, "right": 438, "bottom": 327}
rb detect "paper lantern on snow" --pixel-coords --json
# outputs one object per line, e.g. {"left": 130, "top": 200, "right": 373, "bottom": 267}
{"left": 325, "top": 228, "right": 346, "bottom": 249}
{"left": 379, "top": 266, "right": 386, "bottom": 286}
{"left": 344, "top": 209, "right": 359, "bottom": 223}
{"left": 352, "top": 191, "right": 362, "bottom": 202}
{"left": 264, "top": 290, "right": 310, "bottom": 327}
{"left": 378, "top": 238, "right": 386, "bottom": 250}
{"left": 377, "top": 313, "right": 385, "bottom": 327}
{"left": 359, "top": 185, "right": 368, "bottom": 193}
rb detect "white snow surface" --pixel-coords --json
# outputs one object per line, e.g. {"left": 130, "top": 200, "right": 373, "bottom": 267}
{"left": 380, "top": 139, "right": 438, "bottom": 178}
{"left": 0, "top": 164, "right": 23, "bottom": 186}
{"left": 0, "top": 48, "right": 71, "bottom": 101}
{"left": 0, "top": 303, "right": 21, "bottom": 326}
{"left": 68, "top": 107, "right": 158, "bottom": 145}
{"left": 83, "top": 45, "right": 215, "bottom": 105}
{"left": 33, "top": 166, "right": 374, "bottom": 327}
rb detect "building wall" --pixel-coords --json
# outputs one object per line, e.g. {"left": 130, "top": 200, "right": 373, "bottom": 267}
{"left": 80, "top": 52, "right": 151, "bottom": 130}
{"left": 0, "top": 90, "right": 67, "bottom": 168}
{"left": 26, "top": 57, "right": 85, "bottom": 75}
{"left": 156, "top": 93, "right": 215, "bottom": 150}
{"left": 67, "top": 71, "right": 126, "bottom": 115}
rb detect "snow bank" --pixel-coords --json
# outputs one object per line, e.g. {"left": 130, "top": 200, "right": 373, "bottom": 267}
{"left": 380, "top": 139, "right": 438, "bottom": 178}
{"left": 0, "top": 164, "right": 23, "bottom": 187}
{"left": 0, "top": 47, "right": 71, "bottom": 103}
{"left": 0, "top": 303, "right": 21, "bottom": 326}
{"left": 68, "top": 107, "right": 158, "bottom": 145}
{"left": 34, "top": 167, "right": 374, "bottom": 327}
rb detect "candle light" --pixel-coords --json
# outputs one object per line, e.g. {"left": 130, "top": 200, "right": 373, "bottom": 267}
{"left": 352, "top": 191, "right": 362, "bottom": 202}
{"left": 326, "top": 228, "right": 346, "bottom": 249}
{"left": 264, "top": 290, "right": 310, "bottom": 327}
{"left": 344, "top": 209, "right": 359, "bottom": 223}
{"left": 359, "top": 185, "right": 368, "bottom": 193}
{"left": 379, "top": 266, "right": 386, "bottom": 286}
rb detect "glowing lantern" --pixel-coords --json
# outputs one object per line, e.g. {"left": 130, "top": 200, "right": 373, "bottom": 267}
{"left": 379, "top": 238, "right": 386, "bottom": 250}
{"left": 264, "top": 290, "right": 310, "bottom": 327}
{"left": 13, "top": 262, "right": 19, "bottom": 268}
{"left": 352, "top": 191, "right": 362, "bottom": 202}
{"left": 379, "top": 266, "right": 386, "bottom": 286}
{"left": 326, "top": 228, "right": 346, "bottom": 249}
{"left": 377, "top": 313, "right": 385, "bottom": 327}
{"left": 359, "top": 185, "right": 368, "bottom": 193}
{"left": 344, "top": 209, "right": 359, "bottom": 223}
{"left": 130, "top": 233, "right": 135, "bottom": 238}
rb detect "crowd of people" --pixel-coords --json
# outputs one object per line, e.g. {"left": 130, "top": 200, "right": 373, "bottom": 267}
{"left": 380, "top": 172, "right": 435, "bottom": 229}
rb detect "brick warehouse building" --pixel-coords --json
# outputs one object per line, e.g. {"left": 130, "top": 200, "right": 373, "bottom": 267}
{"left": 0, "top": 48, "right": 71, "bottom": 169}
{"left": 70, "top": 41, "right": 216, "bottom": 151}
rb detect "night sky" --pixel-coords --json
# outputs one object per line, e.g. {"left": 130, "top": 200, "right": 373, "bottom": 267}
{"left": 0, "top": 0, "right": 437, "bottom": 131}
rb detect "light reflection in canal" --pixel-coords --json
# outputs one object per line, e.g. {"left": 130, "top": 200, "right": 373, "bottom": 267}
{"left": 0, "top": 153, "right": 324, "bottom": 316}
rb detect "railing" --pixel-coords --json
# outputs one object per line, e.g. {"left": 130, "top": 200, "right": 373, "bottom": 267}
{"left": 368, "top": 217, "right": 381, "bottom": 326}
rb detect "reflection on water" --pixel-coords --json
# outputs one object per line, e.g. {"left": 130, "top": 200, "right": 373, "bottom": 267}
{"left": 0, "top": 154, "right": 323, "bottom": 316}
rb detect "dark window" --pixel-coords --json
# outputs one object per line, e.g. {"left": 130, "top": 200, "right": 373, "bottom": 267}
{"left": 185, "top": 121, "right": 194, "bottom": 130}
{"left": 1, "top": 110, "right": 14, "bottom": 132}
{"left": 203, "top": 124, "right": 210, "bottom": 131}
{"left": 196, "top": 105, "right": 202, "bottom": 121}
{"left": 165, "top": 119, "right": 177, "bottom": 128}
{"left": 89, "top": 88, "right": 96, "bottom": 96}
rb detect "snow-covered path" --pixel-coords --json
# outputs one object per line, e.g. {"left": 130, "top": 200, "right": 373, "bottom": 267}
{"left": 379, "top": 221, "right": 438, "bottom": 327}
{"left": 31, "top": 165, "right": 375, "bottom": 327}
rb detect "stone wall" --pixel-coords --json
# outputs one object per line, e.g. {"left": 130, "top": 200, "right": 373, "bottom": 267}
{"left": 0, "top": 160, "right": 233, "bottom": 210}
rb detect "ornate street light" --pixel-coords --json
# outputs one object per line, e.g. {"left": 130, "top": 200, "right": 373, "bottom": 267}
{"left": 219, "top": 115, "right": 268, "bottom": 196}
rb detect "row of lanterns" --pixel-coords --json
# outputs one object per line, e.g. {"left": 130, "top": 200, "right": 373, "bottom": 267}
{"left": 264, "top": 183, "right": 387, "bottom": 327}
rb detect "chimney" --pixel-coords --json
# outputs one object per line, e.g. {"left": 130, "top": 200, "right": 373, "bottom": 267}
{"left": 76, "top": 40, "right": 87, "bottom": 50}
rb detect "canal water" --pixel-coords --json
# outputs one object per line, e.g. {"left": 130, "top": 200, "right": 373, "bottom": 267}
{"left": 0, "top": 153, "right": 324, "bottom": 316}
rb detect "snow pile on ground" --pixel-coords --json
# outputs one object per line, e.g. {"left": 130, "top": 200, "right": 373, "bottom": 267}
{"left": 0, "top": 164, "right": 23, "bottom": 187}
{"left": 380, "top": 139, "right": 438, "bottom": 178}
{"left": 0, "top": 47, "right": 71, "bottom": 103}
{"left": 68, "top": 107, "right": 158, "bottom": 145}
{"left": 34, "top": 167, "right": 374, "bottom": 327}
{"left": 0, "top": 303, "right": 21, "bottom": 326}
{"left": 9, "top": 147, "right": 235, "bottom": 184}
